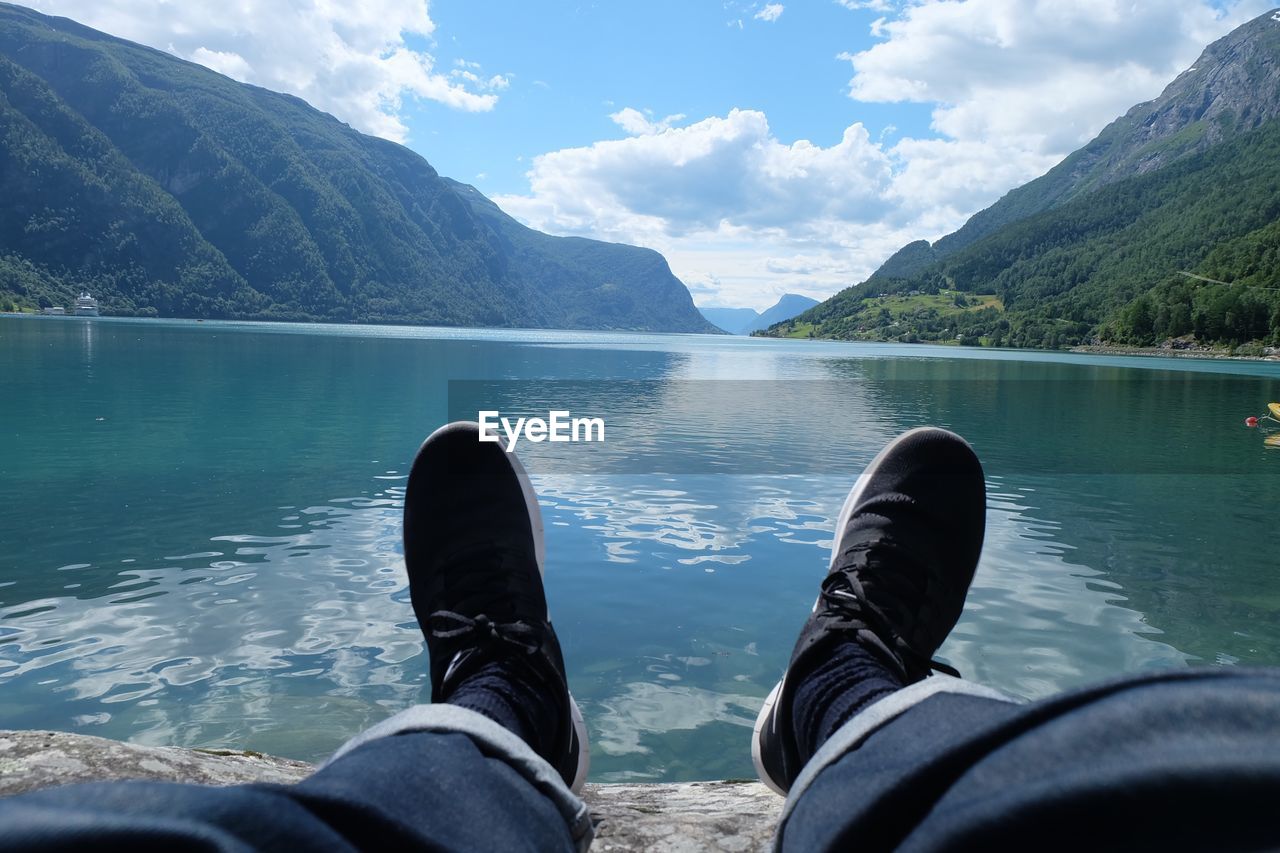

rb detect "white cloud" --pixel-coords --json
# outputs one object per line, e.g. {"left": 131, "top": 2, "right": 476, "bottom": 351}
{"left": 836, "top": 0, "right": 895, "bottom": 10}
{"left": 501, "top": 0, "right": 1274, "bottom": 307}
{"left": 496, "top": 103, "right": 1080, "bottom": 304}
{"left": 885, "top": 137, "right": 1057, "bottom": 226}
{"left": 494, "top": 104, "right": 1076, "bottom": 305}
{"left": 451, "top": 69, "right": 512, "bottom": 91}
{"left": 609, "top": 108, "right": 688, "bottom": 136}
{"left": 765, "top": 254, "right": 855, "bottom": 277}
{"left": 500, "top": 109, "right": 895, "bottom": 238}
{"left": 497, "top": 108, "right": 935, "bottom": 306}
{"left": 186, "top": 47, "right": 253, "bottom": 82}
{"left": 755, "top": 4, "right": 785, "bottom": 22}
{"left": 24, "top": 0, "right": 500, "bottom": 143}
{"left": 841, "top": 0, "right": 1274, "bottom": 155}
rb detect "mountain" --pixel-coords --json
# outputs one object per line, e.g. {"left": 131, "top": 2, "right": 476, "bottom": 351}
{"left": 698, "top": 306, "right": 760, "bottom": 335}
{"left": 0, "top": 4, "right": 716, "bottom": 332}
{"left": 771, "top": 10, "right": 1280, "bottom": 350}
{"left": 743, "top": 294, "right": 819, "bottom": 334}
{"left": 933, "top": 10, "right": 1280, "bottom": 260}
{"left": 865, "top": 240, "right": 938, "bottom": 283}
{"left": 697, "top": 294, "right": 819, "bottom": 335}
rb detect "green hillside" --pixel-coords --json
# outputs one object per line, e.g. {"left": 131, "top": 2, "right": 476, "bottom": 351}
{"left": 933, "top": 10, "right": 1280, "bottom": 262}
{"left": 769, "top": 118, "right": 1280, "bottom": 348}
{"left": 0, "top": 4, "right": 715, "bottom": 332}
{"left": 769, "top": 11, "right": 1280, "bottom": 350}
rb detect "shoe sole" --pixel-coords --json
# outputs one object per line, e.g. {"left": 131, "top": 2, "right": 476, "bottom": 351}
{"left": 419, "top": 421, "right": 591, "bottom": 794}
{"left": 750, "top": 679, "right": 787, "bottom": 795}
{"left": 567, "top": 694, "right": 590, "bottom": 794}
{"left": 751, "top": 427, "right": 947, "bottom": 796}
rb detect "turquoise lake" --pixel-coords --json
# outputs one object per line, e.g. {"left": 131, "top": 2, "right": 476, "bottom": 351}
{"left": 2, "top": 315, "right": 1280, "bottom": 782}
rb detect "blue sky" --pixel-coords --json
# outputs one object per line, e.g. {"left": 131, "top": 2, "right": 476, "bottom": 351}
{"left": 25, "top": 0, "right": 1280, "bottom": 310}
{"left": 406, "top": 1, "right": 933, "bottom": 196}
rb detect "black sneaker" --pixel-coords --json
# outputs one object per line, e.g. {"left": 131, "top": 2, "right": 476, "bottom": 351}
{"left": 752, "top": 427, "right": 986, "bottom": 795}
{"left": 404, "top": 421, "right": 590, "bottom": 793}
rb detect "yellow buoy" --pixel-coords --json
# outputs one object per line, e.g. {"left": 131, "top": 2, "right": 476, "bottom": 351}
{"left": 1270, "top": 402, "right": 1280, "bottom": 420}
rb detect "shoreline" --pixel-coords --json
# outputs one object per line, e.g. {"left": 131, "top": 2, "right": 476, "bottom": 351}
{"left": 8, "top": 312, "right": 1280, "bottom": 363}
{"left": 1069, "top": 344, "right": 1280, "bottom": 362}
{"left": 762, "top": 331, "right": 1280, "bottom": 363}
{"left": 0, "top": 311, "right": 725, "bottom": 338}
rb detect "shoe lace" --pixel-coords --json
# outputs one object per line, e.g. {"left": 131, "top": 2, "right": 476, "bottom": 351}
{"left": 822, "top": 538, "right": 960, "bottom": 679}
{"left": 426, "top": 611, "right": 541, "bottom": 655}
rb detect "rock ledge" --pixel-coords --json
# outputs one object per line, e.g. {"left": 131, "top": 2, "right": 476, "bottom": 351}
{"left": 0, "top": 730, "right": 781, "bottom": 851}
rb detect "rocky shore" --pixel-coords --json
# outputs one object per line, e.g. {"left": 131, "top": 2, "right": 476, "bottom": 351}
{"left": 0, "top": 730, "right": 781, "bottom": 851}
{"left": 1070, "top": 340, "right": 1280, "bottom": 361}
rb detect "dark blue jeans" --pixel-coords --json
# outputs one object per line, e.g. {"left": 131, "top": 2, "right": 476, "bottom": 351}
{"left": 5, "top": 670, "right": 1280, "bottom": 851}
{"left": 0, "top": 704, "right": 592, "bottom": 852}
{"left": 2, "top": 732, "right": 574, "bottom": 851}
{"left": 779, "top": 667, "right": 1280, "bottom": 851}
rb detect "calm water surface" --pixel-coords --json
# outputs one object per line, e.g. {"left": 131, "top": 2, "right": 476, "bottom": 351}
{"left": 2, "top": 316, "right": 1279, "bottom": 781}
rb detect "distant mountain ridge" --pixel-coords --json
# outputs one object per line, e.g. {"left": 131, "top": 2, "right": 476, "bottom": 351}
{"left": 743, "top": 294, "right": 818, "bottom": 334}
{"left": 698, "top": 306, "right": 761, "bottom": 335}
{"left": 0, "top": 3, "right": 716, "bottom": 332}
{"left": 770, "top": 10, "right": 1280, "bottom": 349}
{"left": 697, "top": 293, "right": 818, "bottom": 334}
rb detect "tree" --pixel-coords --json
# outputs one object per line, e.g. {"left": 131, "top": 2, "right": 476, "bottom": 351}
{"left": 1127, "top": 295, "right": 1155, "bottom": 344}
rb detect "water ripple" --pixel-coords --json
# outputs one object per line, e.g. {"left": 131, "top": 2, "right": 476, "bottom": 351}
{"left": 5, "top": 319, "right": 1278, "bottom": 778}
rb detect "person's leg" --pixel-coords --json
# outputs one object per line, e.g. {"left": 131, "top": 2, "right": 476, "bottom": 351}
{"left": 759, "top": 428, "right": 1280, "bottom": 851}
{"left": 781, "top": 668, "right": 1280, "bottom": 851}
{"left": 777, "top": 685, "right": 1022, "bottom": 851}
{"left": 753, "top": 427, "right": 990, "bottom": 794}
{"left": 1, "top": 725, "right": 582, "bottom": 852}
{"left": 752, "top": 426, "right": 1016, "bottom": 848}
{"left": 0, "top": 422, "right": 592, "bottom": 851}
{"left": 400, "top": 421, "right": 589, "bottom": 793}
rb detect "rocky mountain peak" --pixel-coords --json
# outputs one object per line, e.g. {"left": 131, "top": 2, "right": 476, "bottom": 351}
{"left": 1094, "top": 8, "right": 1280, "bottom": 183}
{"left": 925, "top": 9, "right": 1280, "bottom": 259}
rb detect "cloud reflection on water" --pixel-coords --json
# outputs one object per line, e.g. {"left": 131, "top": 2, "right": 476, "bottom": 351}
{"left": 0, "top": 463, "right": 1195, "bottom": 772}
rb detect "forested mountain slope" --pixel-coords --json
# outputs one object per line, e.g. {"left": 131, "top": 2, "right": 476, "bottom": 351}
{"left": 770, "top": 10, "right": 1280, "bottom": 349}
{"left": 0, "top": 4, "right": 715, "bottom": 332}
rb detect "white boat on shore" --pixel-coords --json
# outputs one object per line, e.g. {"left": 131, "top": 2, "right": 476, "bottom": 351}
{"left": 74, "top": 293, "right": 99, "bottom": 316}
